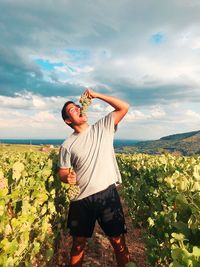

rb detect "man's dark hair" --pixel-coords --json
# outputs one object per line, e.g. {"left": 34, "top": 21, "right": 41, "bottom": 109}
{"left": 61, "top": 101, "right": 74, "bottom": 127}
{"left": 61, "top": 101, "right": 74, "bottom": 121}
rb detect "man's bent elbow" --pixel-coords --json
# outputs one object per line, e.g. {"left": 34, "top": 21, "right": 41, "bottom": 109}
{"left": 125, "top": 103, "right": 129, "bottom": 112}
{"left": 122, "top": 103, "right": 129, "bottom": 114}
{"left": 117, "top": 102, "right": 129, "bottom": 112}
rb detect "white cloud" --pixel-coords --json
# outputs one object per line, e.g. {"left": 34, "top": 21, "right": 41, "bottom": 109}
{"left": 0, "top": 106, "right": 69, "bottom": 138}
{"left": 32, "top": 97, "right": 47, "bottom": 109}
{"left": 124, "top": 105, "right": 166, "bottom": 122}
{"left": 0, "top": 95, "right": 30, "bottom": 109}
{"left": 0, "top": 92, "right": 67, "bottom": 111}
{"left": 1, "top": 0, "right": 200, "bottom": 139}
{"left": 150, "top": 106, "right": 166, "bottom": 118}
{"left": 186, "top": 110, "right": 200, "bottom": 121}
{"left": 125, "top": 110, "right": 147, "bottom": 122}
{"left": 0, "top": 108, "right": 57, "bottom": 127}
{"left": 31, "top": 111, "right": 57, "bottom": 128}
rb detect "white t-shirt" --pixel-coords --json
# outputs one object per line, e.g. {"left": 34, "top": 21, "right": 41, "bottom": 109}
{"left": 58, "top": 112, "right": 122, "bottom": 201}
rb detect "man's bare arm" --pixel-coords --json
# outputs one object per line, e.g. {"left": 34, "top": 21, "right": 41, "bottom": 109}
{"left": 84, "top": 88, "right": 129, "bottom": 125}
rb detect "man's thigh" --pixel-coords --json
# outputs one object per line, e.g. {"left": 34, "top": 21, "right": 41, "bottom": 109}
{"left": 97, "top": 186, "right": 127, "bottom": 237}
{"left": 67, "top": 199, "right": 96, "bottom": 237}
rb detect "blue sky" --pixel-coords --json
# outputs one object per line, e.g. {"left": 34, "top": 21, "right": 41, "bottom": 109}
{"left": 0, "top": 0, "right": 200, "bottom": 140}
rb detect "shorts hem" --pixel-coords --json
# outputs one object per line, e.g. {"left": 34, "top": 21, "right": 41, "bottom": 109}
{"left": 105, "top": 229, "right": 127, "bottom": 238}
{"left": 69, "top": 231, "right": 93, "bottom": 238}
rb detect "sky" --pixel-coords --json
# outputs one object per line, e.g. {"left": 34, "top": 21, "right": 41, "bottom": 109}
{"left": 0, "top": 0, "right": 200, "bottom": 140}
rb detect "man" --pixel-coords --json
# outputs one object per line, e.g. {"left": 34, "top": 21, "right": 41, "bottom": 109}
{"left": 58, "top": 88, "right": 136, "bottom": 267}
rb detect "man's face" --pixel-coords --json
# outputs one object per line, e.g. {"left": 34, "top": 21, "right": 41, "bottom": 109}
{"left": 65, "top": 103, "right": 87, "bottom": 125}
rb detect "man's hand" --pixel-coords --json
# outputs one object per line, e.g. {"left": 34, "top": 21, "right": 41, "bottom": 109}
{"left": 83, "top": 88, "right": 99, "bottom": 99}
{"left": 58, "top": 168, "right": 77, "bottom": 184}
{"left": 67, "top": 169, "right": 77, "bottom": 185}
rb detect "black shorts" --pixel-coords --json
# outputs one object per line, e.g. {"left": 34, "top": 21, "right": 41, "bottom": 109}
{"left": 67, "top": 184, "right": 127, "bottom": 237}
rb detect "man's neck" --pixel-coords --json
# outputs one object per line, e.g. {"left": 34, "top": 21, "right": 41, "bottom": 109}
{"left": 73, "top": 123, "right": 89, "bottom": 134}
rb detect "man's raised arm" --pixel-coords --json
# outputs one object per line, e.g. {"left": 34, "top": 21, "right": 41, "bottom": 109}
{"left": 84, "top": 88, "right": 129, "bottom": 125}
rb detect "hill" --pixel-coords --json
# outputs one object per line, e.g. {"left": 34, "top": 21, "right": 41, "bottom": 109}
{"left": 160, "top": 130, "right": 200, "bottom": 141}
{"left": 115, "top": 130, "right": 200, "bottom": 155}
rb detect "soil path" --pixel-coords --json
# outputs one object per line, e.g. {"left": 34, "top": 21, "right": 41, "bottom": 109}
{"left": 49, "top": 196, "right": 150, "bottom": 267}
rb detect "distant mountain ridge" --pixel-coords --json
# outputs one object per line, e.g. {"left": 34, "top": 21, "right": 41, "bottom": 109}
{"left": 160, "top": 130, "right": 200, "bottom": 141}
{"left": 115, "top": 130, "right": 200, "bottom": 155}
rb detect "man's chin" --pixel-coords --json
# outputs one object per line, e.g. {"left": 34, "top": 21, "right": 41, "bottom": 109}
{"left": 79, "top": 115, "right": 87, "bottom": 122}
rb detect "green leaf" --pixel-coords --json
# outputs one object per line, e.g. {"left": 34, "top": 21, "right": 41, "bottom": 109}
{"left": 12, "top": 162, "right": 24, "bottom": 180}
{"left": 32, "top": 240, "right": 41, "bottom": 255}
{"left": 171, "top": 233, "right": 185, "bottom": 241}
{"left": 193, "top": 246, "right": 200, "bottom": 257}
{"left": 45, "top": 248, "right": 54, "bottom": 261}
{"left": 172, "top": 222, "right": 190, "bottom": 238}
{"left": 11, "top": 218, "right": 20, "bottom": 228}
{"left": 193, "top": 165, "right": 200, "bottom": 181}
{"left": 0, "top": 204, "right": 5, "bottom": 216}
{"left": 0, "top": 238, "right": 18, "bottom": 254}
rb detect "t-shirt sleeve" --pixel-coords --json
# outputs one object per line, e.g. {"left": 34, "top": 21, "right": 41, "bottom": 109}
{"left": 58, "top": 146, "right": 72, "bottom": 168}
{"left": 99, "top": 111, "right": 117, "bottom": 134}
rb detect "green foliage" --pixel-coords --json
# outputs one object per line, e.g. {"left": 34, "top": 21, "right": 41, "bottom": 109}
{"left": 1, "top": 146, "right": 199, "bottom": 266}
{"left": 0, "top": 149, "right": 70, "bottom": 266}
{"left": 117, "top": 153, "right": 200, "bottom": 267}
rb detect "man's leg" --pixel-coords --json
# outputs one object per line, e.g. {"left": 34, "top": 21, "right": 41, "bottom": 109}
{"left": 109, "top": 234, "right": 131, "bottom": 267}
{"left": 69, "top": 236, "right": 87, "bottom": 267}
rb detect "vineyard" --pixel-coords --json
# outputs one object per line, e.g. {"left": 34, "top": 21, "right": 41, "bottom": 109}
{"left": 117, "top": 154, "right": 200, "bottom": 266}
{"left": 0, "top": 145, "right": 200, "bottom": 266}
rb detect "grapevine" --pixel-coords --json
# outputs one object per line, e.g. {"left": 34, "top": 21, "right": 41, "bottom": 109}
{"left": 0, "top": 145, "right": 199, "bottom": 266}
{"left": 0, "top": 147, "right": 70, "bottom": 266}
{"left": 79, "top": 94, "right": 91, "bottom": 116}
{"left": 117, "top": 153, "right": 200, "bottom": 266}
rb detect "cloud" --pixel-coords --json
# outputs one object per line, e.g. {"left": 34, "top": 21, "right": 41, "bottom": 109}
{"left": 124, "top": 105, "right": 166, "bottom": 123}
{"left": 0, "top": 105, "right": 69, "bottom": 139}
{"left": 150, "top": 106, "right": 166, "bottom": 118}
{"left": 186, "top": 110, "right": 200, "bottom": 121}
{"left": 1, "top": 0, "right": 200, "bottom": 139}
{"left": 0, "top": 92, "right": 68, "bottom": 110}
{"left": 31, "top": 111, "right": 57, "bottom": 128}
{"left": 125, "top": 110, "right": 147, "bottom": 122}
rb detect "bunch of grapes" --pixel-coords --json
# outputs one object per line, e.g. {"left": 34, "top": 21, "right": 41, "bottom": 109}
{"left": 68, "top": 184, "right": 81, "bottom": 201}
{"left": 67, "top": 168, "right": 81, "bottom": 201}
{"left": 79, "top": 94, "right": 91, "bottom": 116}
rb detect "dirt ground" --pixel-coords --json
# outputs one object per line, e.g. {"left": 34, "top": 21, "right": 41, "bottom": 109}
{"left": 49, "top": 197, "right": 149, "bottom": 267}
